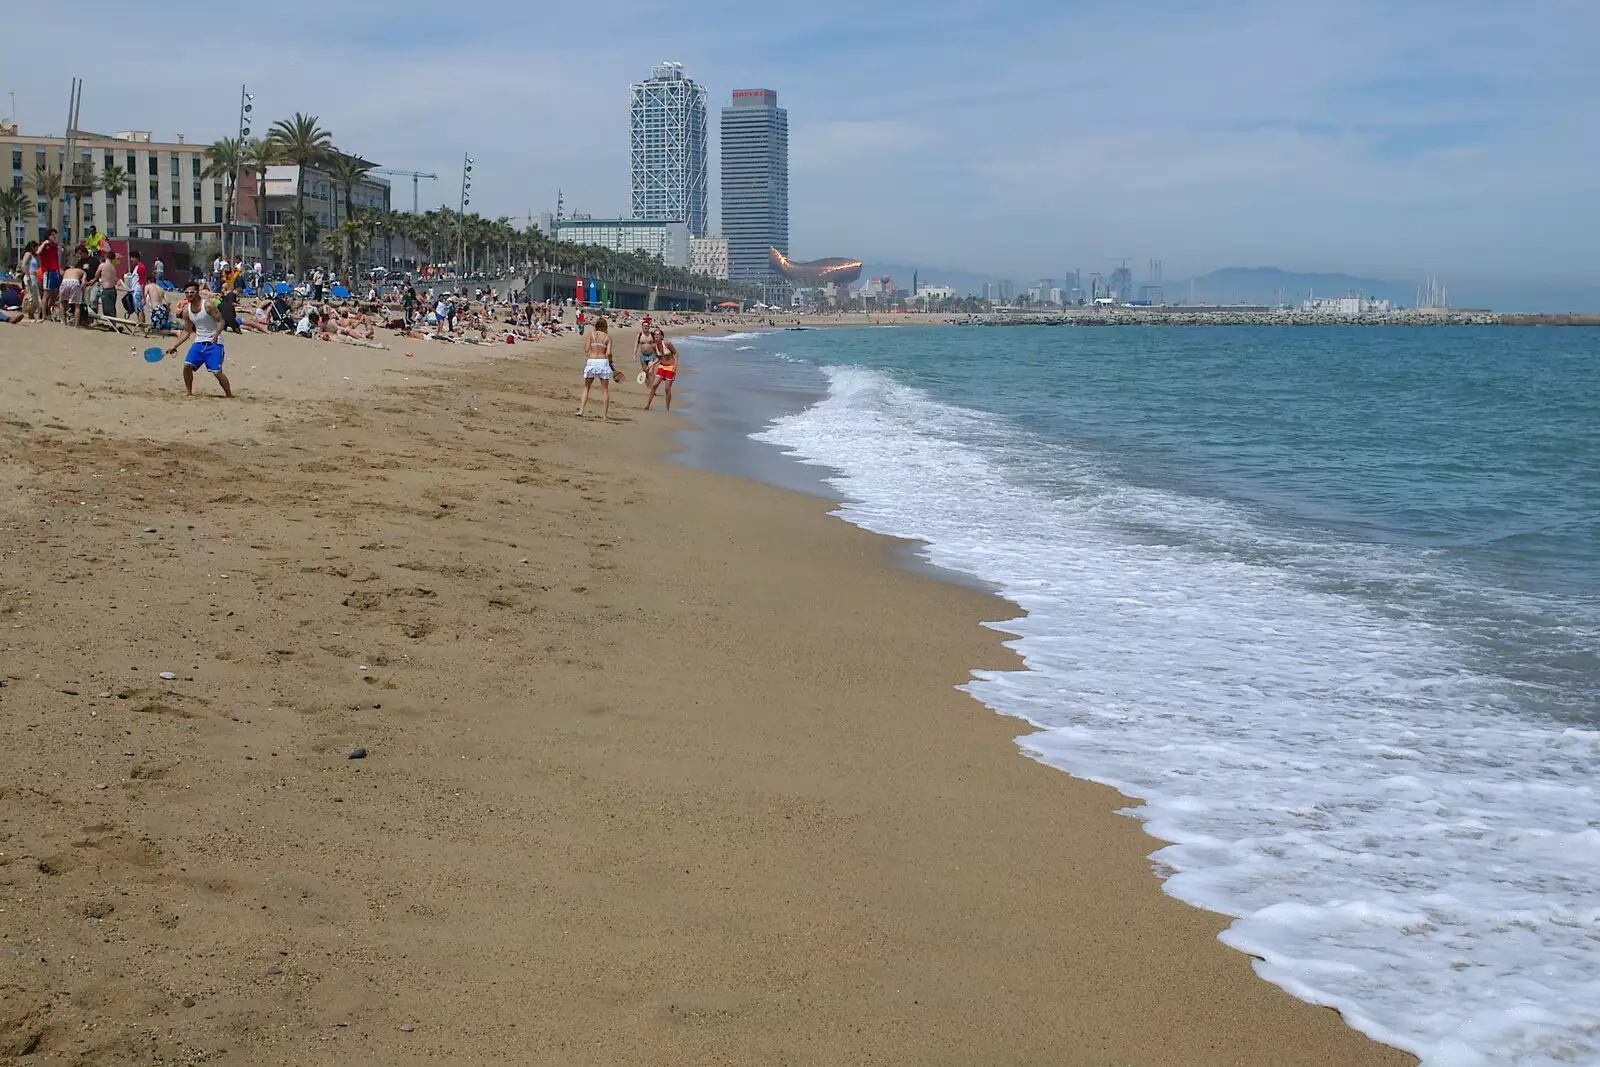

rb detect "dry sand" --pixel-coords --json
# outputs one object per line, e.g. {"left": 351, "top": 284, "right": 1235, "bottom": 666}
{"left": 0, "top": 315, "right": 1416, "bottom": 1065}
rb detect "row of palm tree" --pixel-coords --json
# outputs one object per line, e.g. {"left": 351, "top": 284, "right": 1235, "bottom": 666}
{"left": 4, "top": 112, "right": 758, "bottom": 303}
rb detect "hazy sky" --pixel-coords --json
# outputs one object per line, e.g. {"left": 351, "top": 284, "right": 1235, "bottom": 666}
{"left": 8, "top": 1, "right": 1596, "bottom": 286}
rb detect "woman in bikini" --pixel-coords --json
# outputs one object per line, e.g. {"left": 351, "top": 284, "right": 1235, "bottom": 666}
{"left": 643, "top": 326, "right": 678, "bottom": 412}
{"left": 576, "top": 316, "right": 619, "bottom": 420}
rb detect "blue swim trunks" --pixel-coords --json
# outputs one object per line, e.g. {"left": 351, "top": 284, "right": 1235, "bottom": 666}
{"left": 184, "top": 341, "right": 225, "bottom": 372}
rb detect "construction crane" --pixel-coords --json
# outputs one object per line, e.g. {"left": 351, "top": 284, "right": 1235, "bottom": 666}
{"left": 373, "top": 168, "right": 439, "bottom": 213}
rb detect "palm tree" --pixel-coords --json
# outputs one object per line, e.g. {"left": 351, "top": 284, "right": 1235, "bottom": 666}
{"left": 0, "top": 188, "right": 27, "bottom": 262}
{"left": 325, "top": 154, "right": 374, "bottom": 279}
{"left": 202, "top": 137, "right": 243, "bottom": 256}
{"left": 97, "top": 166, "right": 131, "bottom": 236}
{"left": 332, "top": 219, "right": 366, "bottom": 284}
{"left": 240, "top": 137, "right": 276, "bottom": 267}
{"left": 29, "top": 166, "right": 64, "bottom": 237}
{"left": 266, "top": 113, "right": 333, "bottom": 278}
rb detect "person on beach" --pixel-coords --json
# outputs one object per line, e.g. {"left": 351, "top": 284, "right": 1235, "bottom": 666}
{"left": 94, "top": 254, "right": 121, "bottom": 320}
{"left": 576, "top": 316, "right": 618, "bottom": 420}
{"left": 59, "top": 262, "right": 88, "bottom": 327}
{"left": 633, "top": 315, "right": 658, "bottom": 382}
{"left": 125, "top": 253, "right": 147, "bottom": 323}
{"left": 0, "top": 280, "right": 26, "bottom": 324}
{"left": 576, "top": 308, "right": 586, "bottom": 336}
{"left": 17, "top": 242, "right": 41, "bottom": 319}
{"left": 35, "top": 229, "right": 62, "bottom": 322}
{"left": 153, "top": 257, "right": 164, "bottom": 282}
{"left": 643, "top": 327, "right": 678, "bottom": 412}
{"left": 218, "top": 288, "right": 243, "bottom": 334}
{"left": 166, "top": 282, "right": 234, "bottom": 398}
{"left": 143, "top": 278, "right": 168, "bottom": 331}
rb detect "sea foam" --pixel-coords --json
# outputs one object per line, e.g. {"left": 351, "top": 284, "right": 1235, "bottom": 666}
{"left": 755, "top": 364, "right": 1600, "bottom": 1067}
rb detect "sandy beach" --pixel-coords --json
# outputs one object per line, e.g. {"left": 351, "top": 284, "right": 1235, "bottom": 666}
{"left": 0, "top": 314, "right": 1415, "bottom": 1065}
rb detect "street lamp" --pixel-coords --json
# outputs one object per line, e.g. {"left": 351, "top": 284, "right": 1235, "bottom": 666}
{"left": 231, "top": 86, "right": 254, "bottom": 260}
{"left": 458, "top": 153, "right": 473, "bottom": 277}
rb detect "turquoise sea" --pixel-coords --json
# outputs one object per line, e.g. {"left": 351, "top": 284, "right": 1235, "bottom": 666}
{"left": 678, "top": 325, "right": 1600, "bottom": 1067}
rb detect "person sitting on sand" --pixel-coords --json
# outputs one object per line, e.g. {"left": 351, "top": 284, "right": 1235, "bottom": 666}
{"left": 0, "top": 281, "right": 25, "bottom": 324}
{"left": 643, "top": 327, "right": 678, "bottom": 412}
{"left": 166, "top": 282, "right": 234, "bottom": 398}
{"left": 241, "top": 303, "right": 271, "bottom": 333}
{"left": 575, "top": 316, "right": 618, "bottom": 421}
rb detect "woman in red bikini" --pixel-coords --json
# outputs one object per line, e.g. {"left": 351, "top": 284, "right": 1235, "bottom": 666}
{"left": 643, "top": 326, "right": 678, "bottom": 412}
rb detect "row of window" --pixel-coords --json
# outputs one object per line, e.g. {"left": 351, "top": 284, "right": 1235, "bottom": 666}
{"left": 8, "top": 146, "right": 205, "bottom": 178}
{"left": 8, "top": 172, "right": 214, "bottom": 203}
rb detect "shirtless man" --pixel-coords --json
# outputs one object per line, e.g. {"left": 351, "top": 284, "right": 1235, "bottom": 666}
{"left": 143, "top": 278, "right": 169, "bottom": 332}
{"left": 633, "top": 315, "right": 657, "bottom": 383}
{"left": 95, "top": 254, "right": 121, "bottom": 320}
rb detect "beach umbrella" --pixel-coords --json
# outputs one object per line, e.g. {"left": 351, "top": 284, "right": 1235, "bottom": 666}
{"left": 717, "top": 301, "right": 740, "bottom": 308}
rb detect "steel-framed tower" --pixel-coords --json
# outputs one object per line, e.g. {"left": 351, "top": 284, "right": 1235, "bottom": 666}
{"left": 630, "top": 63, "right": 709, "bottom": 238}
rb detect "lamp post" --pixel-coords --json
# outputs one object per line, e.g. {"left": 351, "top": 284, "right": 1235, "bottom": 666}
{"left": 232, "top": 85, "right": 253, "bottom": 261}
{"left": 456, "top": 152, "right": 473, "bottom": 279}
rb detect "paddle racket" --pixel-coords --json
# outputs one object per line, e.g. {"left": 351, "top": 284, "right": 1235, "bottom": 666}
{"left": 143, "top": 347, "right": 166, "bottom": 363}
{"left": 636, "top": 371, "right": 647, "bottom": 384}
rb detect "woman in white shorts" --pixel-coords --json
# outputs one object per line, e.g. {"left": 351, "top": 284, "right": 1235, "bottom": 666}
{"left": 576, "top": 316, "right": 618, "bottom": 421}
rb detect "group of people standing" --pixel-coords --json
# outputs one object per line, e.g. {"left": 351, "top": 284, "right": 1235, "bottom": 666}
{"left": 575, "top": 313, "right": 679, "bottom": 421}
{"left": 6, "top": 226, "right": 165, "bottom": 330}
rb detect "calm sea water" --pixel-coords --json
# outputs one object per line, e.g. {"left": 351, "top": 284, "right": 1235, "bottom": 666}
{"left": 679, "top": 326, "right": 1600, "bottom": 1067}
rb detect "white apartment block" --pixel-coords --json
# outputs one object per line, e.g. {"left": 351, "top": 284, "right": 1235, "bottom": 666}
{"left": 689, "top": 235, "right": 728, "bottom": 279}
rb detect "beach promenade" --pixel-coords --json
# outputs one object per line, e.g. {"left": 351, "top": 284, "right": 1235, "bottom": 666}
{"left": 0, "top": 322, "right": 1414, "bottom": 1065}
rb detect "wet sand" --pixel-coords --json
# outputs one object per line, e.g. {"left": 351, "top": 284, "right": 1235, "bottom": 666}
{"left": 0, "top": 317, "right": 1415, "bottom": 1065}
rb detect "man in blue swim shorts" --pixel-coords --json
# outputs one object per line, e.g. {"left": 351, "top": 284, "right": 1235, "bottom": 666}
{"left": 165, "top": 282, "right": 234, "bottom": 397}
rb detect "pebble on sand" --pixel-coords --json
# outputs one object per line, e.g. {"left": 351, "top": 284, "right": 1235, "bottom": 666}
{"left": 159, "top": 672, "right": 177, "bottom": 680}
{"left": 398, "top": 1023, "right": 415, "bottom": 1032}
{"left": 347, "top": 748, "right": 367, "bottom": 760}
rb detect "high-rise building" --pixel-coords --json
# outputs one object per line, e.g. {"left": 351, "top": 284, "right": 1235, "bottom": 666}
{"left": 720, "top": 89, "right": 789, "bottom": 287}
{"left": 629, "top": 62, "right": 709, "bottom": 237}
{"left": 1109, "top": 265, "right": 1134, "bottom": 302}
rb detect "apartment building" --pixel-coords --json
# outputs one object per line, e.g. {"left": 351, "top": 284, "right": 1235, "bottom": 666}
{"left": 2, "top": 120, "right": 233, "bottom": 250}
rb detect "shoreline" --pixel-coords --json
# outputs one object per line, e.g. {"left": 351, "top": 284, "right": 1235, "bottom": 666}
{"left": 0, "top": 321, "right": 1414, "bottom": 1064}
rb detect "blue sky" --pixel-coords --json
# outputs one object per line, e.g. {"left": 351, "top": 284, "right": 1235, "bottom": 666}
{"left": 8, "top": 0, "right": 1597, "bottom": 294}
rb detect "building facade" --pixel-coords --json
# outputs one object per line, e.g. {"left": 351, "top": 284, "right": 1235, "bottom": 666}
{"left": 553, "top": 217, "right": 689, "bottom": 268}
{"left": 3, "top": 121, "right": 234, "bottom": 251}
{"left": 630, "top": 63, "right": 709, "bottom": 238}
{"left": 720, "top": 89, "right": 789, "bottom": 287}
{"left": 252, "top": 160, "right": 391, "bottom": 273}
{"left": 689, "top": 235, "right": 728, "bottom": 279}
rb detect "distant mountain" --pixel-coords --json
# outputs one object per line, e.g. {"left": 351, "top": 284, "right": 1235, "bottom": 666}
{"left": 1163, "top": 267, "right": 1416, "bottom": 307}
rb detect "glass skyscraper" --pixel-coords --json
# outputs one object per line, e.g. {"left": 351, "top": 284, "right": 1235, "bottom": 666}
{"left": 629, "top": 63, "right": 709, "bottom": 238}
{"left": 720, "top": 89, "right": 789, "bottom": 287}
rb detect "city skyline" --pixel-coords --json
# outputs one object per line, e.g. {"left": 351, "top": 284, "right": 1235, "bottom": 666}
{"left": 3, "top": 1, "right": 1596, "bottom": 302}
